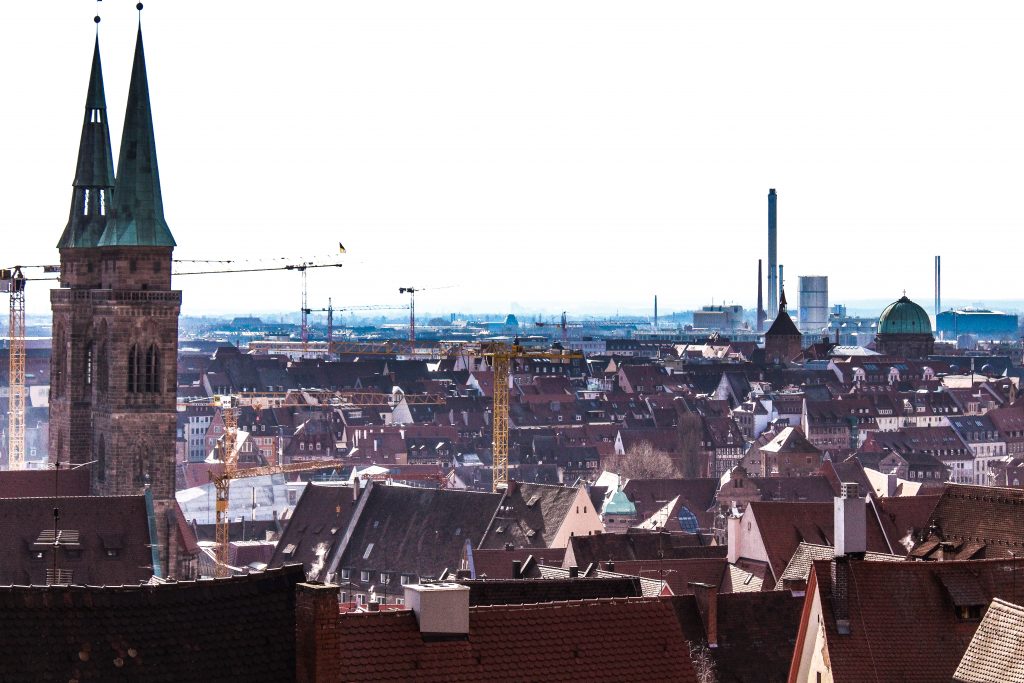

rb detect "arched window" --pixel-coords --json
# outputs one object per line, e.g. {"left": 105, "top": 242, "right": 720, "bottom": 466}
{"left": 128, "top": 344, "right": 139, "bottom": 393}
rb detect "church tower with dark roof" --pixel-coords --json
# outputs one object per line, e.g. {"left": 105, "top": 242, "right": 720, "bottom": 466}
{"left": 50, "top": 21, "right": 181, "bottom": 577}
{"left": 764, "top": 288, "right": 803, "bottom": 365}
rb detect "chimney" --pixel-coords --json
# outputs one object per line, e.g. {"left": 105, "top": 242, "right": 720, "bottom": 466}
{"left": 831, "top": 556, "right": 852, "bottom": 635}
{"left": 727, "top": 509, "right": 742, "bottom": 564}
{"left": 690, "top": 582, "right": 719, "bottom": 648}
{"left": 404, "top": 583, "right": 470, "bottom": 637}
{"left": 886, "top": 471, "right": 898, "bottom": 498}
{"left": 605, "top": 561, "right": 615, "bottom": 572}
{"left": 511, "top": 560, "right": 522, "bottom": 579}
{"left": 767, "top": 189, "right": 778, "bottom": 319}
{"left": 568, "top": 565, "right": 579, "bottom": 578}
{"left": 834, "top": 483, "right": 866, "bottom": 557}
{"left": 757, "top": 259, "right": 766, "bottom": 333}
{"left": 295, "top": 582, "right": 342, "bottom": 682}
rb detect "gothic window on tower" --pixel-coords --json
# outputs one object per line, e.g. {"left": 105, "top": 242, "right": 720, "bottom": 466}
{"left": 128, "top": 344, "right": 139, "bottom": 393}
{"left": 83, "top": 188, "right": 90, "bottom": 215}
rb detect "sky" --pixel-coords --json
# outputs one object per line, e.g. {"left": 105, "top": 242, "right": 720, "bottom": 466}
{"left": 4, "top": 2, "right": 1023, "bottom": 319}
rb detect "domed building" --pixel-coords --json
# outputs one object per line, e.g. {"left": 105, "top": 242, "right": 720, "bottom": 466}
{"left": 874, "top": 295, "right": 934, "bottom": 359}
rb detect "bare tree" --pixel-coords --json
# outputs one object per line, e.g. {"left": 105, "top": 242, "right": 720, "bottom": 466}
{"left": 687, "top": 641, "right": 718, "bottom": 683}
{"left": 609, "top": 441, "right": 680, "bottom": 479}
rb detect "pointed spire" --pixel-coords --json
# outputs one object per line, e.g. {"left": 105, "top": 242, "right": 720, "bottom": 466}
{"left": 57, "top": 36, "right": 116, "bottom": 249}
{"left": 98, "top": 25, "right": 176, "bottom": 248}
{"left": 779, "top": 287, "right": 788, "bottom": 313}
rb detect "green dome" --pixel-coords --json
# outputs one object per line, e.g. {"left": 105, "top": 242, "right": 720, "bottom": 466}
{"left": 604, "top": 490, "right": 636, "bottom": 516}
{"left": 878, "top": 296, "right": 932, "bottom": 335}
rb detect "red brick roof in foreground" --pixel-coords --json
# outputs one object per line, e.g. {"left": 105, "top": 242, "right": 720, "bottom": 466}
{"left": 333, "top": 598, "right": 698, "bottom": 682}
{"left": 805, "top": 557, "right": 1024, "bottom": 683}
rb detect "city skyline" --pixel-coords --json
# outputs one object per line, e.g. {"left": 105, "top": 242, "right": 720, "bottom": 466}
{"left": 4, "top": 2, "right": 1023, "bottom": 316}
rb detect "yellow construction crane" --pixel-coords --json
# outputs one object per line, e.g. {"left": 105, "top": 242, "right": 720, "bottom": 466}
{"left": 206, "top": 393, "right": 338, "bottom": 577}
{"left": 325, "top": 339, "right": 583, "bottom": 492}
{"left": 479, "top": 341, "right": 583, "bottom": 492}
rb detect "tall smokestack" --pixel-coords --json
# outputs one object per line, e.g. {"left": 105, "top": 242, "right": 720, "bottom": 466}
{"left": 654, "top": 295, "right": 658, "bottom": 330}
{"left": 768, "top": 189, "right": 778, "bottom": 319}
{"left": 757, "top": 259, "right": 766, "bottom": 332}
{"left": 779, "top": 264, "right": 784, "bottom": 305}
{"left": 934, "top": 255, "right": 941, "bottom": 316}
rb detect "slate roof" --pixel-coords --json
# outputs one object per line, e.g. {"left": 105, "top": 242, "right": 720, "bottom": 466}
{"left": 326, "top": 485, "right": 502, "bottom": 584}
{"left": 468, "top": 547, "right": 566, "bottom": 579}
{"left": 954, "top": 598, "right": 1024, "bottom": 683}
{"left": 0, "top": 495, "right": 153, "bottom": 586}
{"left": 808, "top": 557, "right": 1024, "bottom": 683}
{"left": 456, "top": 576, "right": 643, "bottom": 605}
{"left": 477, "top": 482, "right": 581, "bottom": 550}
{"left": 331, "top": 598, "right": 698, "bottom": 682}
{"left": 0, "top": 564, "right": 303, "bottom": 682}
{"left": 268, "top": 483, "right": 358, "bottom": 576}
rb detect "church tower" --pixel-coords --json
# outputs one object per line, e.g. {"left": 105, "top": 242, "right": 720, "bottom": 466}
{"left": 50, "top": 21, "right": 181, "bottom": 575}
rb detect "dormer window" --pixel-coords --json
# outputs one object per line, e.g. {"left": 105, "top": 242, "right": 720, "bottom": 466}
{"left": 89, "top": 108, "right": 103, "bottom": 123}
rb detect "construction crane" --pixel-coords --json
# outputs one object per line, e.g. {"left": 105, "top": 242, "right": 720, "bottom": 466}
{"left": 172, "top": 256, "right": 346, "bottom": 352}
{"left": 2, "top": 267, "right": 26, "bottom": 470}
{"left": 302, "top": 301, "right": 409, "bottom": 348}
{"left": 398, "top": 286, "right": 454, "bottom": 345}
{"left": 206, "top": 393, "right": 338, "bottom": 577}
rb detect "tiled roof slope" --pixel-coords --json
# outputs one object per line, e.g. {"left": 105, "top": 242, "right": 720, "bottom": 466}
{"left": 268, "top": 483, "right": 357, "bottom": 577}
{"left": 809, "top": 557, "right": 1024, "bottom": 683}
{"left": 674, "top": 590, "right": 804, "bottom": 683}
{"left": 773, "top": 542, "right": 902, "bottom": 590}
{"left": 920, "top": 484, "right": 1024, "bottom": 558}
{"left": 954, "top": 598, "right": 1024, "bottom": 683}
{"left": 0, "top": 468, "right": 90, "bottom": 498}
{"left": 747, "top": 501, "right": 894, "bottom": 581}
{"left": 564, "top": 531, "right": 722, "bottom": 569}
{"left": 0, "top": 564, "right": 303, "bottom": 682}
{"left": 0, "top": 496, "right": 153, "bottom": 586}
{"left": 332, "top": 598, "right": 698, "bottom": 682}
{"left": 469, "top": 547, "right": 566, "bottom": 579}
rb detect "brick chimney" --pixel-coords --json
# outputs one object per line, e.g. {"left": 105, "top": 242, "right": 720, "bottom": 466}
{"left": 834, "top": 483, "right": 866, "bottom": 557}
{"left": 295, "top": 582, "right": 341, "bottom": 682}
{"left": 404, "top": 583, "right": 470, "bottom": 638}
{"left": 690, "top": 582, "right": 719, "bottom": 648}
{"left": 511, "top": 560, "right": 522, "bottom": 579}
{"left": 830, "top": 556, "right": 852, "bottom": 635}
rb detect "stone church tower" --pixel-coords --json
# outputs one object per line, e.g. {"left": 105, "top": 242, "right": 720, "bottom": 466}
{"left": 764, "top": 288, "right": 803, "bottom": 365}
{"left": 50, "top": 27, "right": 180, "bottom": 575}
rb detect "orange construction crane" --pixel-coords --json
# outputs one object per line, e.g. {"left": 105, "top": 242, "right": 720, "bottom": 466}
{"left": 361, "top": 470, "right": 449, "bottom": 489}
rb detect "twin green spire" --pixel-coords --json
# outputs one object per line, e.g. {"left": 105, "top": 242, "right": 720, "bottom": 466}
{"left": 60, "top": 26, "right": 176, "bottom": 250}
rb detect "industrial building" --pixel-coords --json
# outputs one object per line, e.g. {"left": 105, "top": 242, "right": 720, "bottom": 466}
{"left": 797, "top": 275, "right": 828, "bottom": 335}
{"left": 692, "top": 304, "right": 746, "bottom": 331}
{"left": 936, "top": 308, "right": 1019, "bottom": 340}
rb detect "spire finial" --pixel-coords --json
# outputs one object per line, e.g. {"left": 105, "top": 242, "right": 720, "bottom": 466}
{"left": 94, "top": 0, "right": 101, "bottom": 29}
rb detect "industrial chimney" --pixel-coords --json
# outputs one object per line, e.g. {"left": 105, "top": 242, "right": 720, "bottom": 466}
{"left": 757, "top": 260, "right": 766, "bottom": 333}
{"left": 767, "top": 189, "right": 778, "bottom": 319}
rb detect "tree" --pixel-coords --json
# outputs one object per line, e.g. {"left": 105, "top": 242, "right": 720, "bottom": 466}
{"left": 609, "top": 441, "right": 680, "bottom": 479}
{"left": 687, "top": 641, "right": 718, "bottom": 683}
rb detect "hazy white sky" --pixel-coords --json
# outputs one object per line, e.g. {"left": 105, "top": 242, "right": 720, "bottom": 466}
{"left": 4, "top": 2, "right": 1023, "bottom": 318}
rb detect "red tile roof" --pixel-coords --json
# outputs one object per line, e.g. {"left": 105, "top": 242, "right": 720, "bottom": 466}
{"left": 332, "top": 597, "right": 698, "bottom": 682}
{"left": 805, "top": 557, "right": 1024, "bottom": 683}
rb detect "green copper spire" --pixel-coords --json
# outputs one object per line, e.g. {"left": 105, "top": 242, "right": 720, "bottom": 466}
{"left": 57, "top": 36, "right": 116, "bottom": 249}
{"left": 98, "top": 26, "right": 176, "bottom": 248}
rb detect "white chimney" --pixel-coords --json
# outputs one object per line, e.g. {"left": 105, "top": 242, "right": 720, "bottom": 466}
{"left": 404, "top": 583, "right": 470, "bottom": 637}
{"left": 727, "top": 507, "right": 742, "bottom": 564}
{"left": 834, "top": 483, "right": 866, "bottom": 556}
